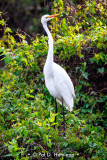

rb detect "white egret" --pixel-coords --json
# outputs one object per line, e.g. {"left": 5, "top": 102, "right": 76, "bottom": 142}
{"left": 41, "top": 14, "right": 75, "bottom": 135}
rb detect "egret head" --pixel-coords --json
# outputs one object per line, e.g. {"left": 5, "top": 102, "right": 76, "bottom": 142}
{"left": 41, "top": 14, "right": 59, "bottom": 24}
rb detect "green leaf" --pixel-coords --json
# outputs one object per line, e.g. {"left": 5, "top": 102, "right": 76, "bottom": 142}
{"left": 97, "top": 67, "right": 104, "bottom": 74}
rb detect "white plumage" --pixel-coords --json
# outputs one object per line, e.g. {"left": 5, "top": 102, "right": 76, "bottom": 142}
{"left": 41, "top": 14, "right": 75, "bottom": 112}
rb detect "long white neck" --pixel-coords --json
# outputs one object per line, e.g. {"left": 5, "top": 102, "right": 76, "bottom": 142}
{"left": 43, "top": 22, "right": 54, "bottom": 63}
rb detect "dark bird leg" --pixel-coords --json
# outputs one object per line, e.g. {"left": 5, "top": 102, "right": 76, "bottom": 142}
{"left": 62, "top": 99, "right": 65, "bottom": 136}
{"left": 54, "top": 98, "right": 57, "bottom": 128}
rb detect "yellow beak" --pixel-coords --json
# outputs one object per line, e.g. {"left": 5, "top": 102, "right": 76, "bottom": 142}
{"left": 48, "top": 14, "right": 59, "bottom": 18}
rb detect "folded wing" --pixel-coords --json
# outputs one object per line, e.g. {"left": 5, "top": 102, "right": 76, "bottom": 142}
{"left": 53, "top": 63, "right": 75, "bottom": 111}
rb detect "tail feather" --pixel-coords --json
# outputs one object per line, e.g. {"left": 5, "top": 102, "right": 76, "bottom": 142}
{"left": 69, "top": 97, "right": 74, "bottom": 112}
{"left": 56, "top": 97, "right": 74, "bottom": 112}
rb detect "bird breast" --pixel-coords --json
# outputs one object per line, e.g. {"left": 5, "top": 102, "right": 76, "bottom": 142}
{"left": 43, "top": 63, "right": 61, "bottom": 99}
{"left": 44, "top": 73, "right": 62, "bottom": 99}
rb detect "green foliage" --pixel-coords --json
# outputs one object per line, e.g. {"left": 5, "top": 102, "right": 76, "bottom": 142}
{"left": 0, "top": 0, "right": 106, "bottom": 159}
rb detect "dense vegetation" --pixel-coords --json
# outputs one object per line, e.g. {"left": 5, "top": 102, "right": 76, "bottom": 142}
{"left": 0, "top": 0, "right": 107, "bottom": 159}
{"left": 0, "top": 0, "right": 51, "bottom": 38}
